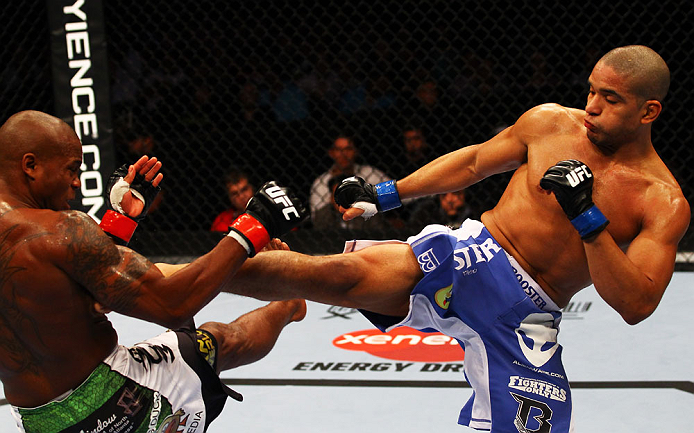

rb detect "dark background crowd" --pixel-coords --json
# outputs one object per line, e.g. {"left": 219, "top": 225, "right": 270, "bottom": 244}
{"left": 2, "top": 0, "right": 692, "bottom": 263}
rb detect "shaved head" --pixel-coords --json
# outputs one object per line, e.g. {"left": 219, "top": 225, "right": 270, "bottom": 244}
{"left": 0, "top": 111, "right": 81, "bottom": 170}
{"left": 597, "top": 45, "right": 670, "bottom": 102}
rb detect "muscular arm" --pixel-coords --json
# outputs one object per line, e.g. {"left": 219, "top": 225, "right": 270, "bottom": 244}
{"left": 57, "top": 211, "right": 248, "bottom": 328}
{"left": 395, "top": 112, "right": 534, "bottom": 200}
{"left": 585, "top": 192, "right": 690, "bottom": 325}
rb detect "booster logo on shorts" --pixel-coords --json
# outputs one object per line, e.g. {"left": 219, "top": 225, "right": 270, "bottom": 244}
{"left": 417, "top": 248, "right": 440, "bottom": 273}
{"left": 511, "top": 392, "right": 553, "bottom": 433}
{"left": 454, "top": 238, "right": 502, "bottom": 271}
{"left": 265, "top": 185, "right": 301, "bottom": 221}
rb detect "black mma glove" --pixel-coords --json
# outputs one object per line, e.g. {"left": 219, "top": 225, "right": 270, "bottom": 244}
{"left": 99, "top": 164, "right": 162, "bottom": 245}
{"left": 539, "top": 159, "right": 609, "bottom": 240}
{"left": 228, "top": 181, "right": 308, "bottom": 257}
{"left": 334, "top": 176, "right": 401, "bottom": 219}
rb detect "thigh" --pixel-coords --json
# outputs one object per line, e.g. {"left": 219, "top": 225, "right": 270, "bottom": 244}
{"left": 341, "top": 242, "right": 423, "bottom": 316}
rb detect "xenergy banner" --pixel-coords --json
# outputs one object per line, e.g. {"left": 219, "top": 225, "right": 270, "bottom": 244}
{"left": 47, "top": 0, "right": 115, "bottom": 222}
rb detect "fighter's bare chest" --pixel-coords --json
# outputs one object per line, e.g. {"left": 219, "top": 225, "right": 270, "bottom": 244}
{"left": 528, "top": 143, "right": 646, "bottom": 247}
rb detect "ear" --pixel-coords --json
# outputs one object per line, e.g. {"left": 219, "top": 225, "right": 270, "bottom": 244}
{"left": 22, "top": 153, "right": 38, "bottom": 179}
{"left": 641, "top": 100, "right": 662, "bottom": 124}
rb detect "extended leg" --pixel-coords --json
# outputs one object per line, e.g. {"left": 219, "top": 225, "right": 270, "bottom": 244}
{"left": 224, "top": 242, "right": 422, "bottom": 317}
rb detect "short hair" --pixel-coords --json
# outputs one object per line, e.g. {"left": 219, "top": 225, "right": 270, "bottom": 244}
{"left": 331, "top": 135, "right": 355, "bottom": 148}
{"left": 223, "top": 167, "right": 249, "bottom": 186}
{"left": 598, "top": 45, "right": 670, "bottom": 102}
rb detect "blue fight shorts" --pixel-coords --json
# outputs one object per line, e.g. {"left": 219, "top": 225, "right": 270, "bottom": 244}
{"left": 354, "top": 220, "right": 574, "bottom": 433}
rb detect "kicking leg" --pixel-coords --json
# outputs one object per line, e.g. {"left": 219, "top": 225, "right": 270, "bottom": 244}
{"left": 225, "top": 242, "right": 423, "bottom": 317}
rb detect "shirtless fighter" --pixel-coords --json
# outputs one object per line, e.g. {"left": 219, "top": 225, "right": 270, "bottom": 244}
{"left": 0, "top": 110, "right": 308, "bottom": 432}
{"left": 223, "top": 45, "right": 690, "bottom": 432}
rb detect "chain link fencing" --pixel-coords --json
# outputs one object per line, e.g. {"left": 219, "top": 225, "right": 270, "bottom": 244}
{"left": 2, "top": 1, "right": 693, "bottom": 267}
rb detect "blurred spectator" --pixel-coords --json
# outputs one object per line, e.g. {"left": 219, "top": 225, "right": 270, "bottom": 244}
{"left": 392, "top": 126, "right": 438, "bottom": 180}
{"left": 309, "top": 135, "right": 389, "bottom": 219}
{"left": 401, "top": 77, "right": 462, "bottom": 153}
{"left": 239, "top": 81, "right": 274, "bottom": 125}
{"left": 272, "top": 66, "right": 310, "bottom": 123}
{"left": 313, "top": 175, "right": 388, "bottom": 231}
{"left": 210, "top": 168, "right": 254, "bottom": 233}
{"left": 408, "top": 189, "right": 475, "bottom": 232}
{"left": 115, "top": 130, "right": 165, "bottom": 216}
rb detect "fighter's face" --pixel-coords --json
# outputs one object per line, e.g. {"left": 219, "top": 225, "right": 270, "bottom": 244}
{"left": 584, "top": 63, "right": 647, "bottom": 151}
{"left": 39, "top": 152, "right": 82, "bottom": 211}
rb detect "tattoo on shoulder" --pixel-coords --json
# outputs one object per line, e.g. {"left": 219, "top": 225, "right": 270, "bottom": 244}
{"left": 59, "top": 211, "right": 154, "bottom": 313}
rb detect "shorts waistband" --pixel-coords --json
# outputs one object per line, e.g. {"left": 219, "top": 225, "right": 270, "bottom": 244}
{"left": 505, "top": 251, "right": 560, "bottom": 312}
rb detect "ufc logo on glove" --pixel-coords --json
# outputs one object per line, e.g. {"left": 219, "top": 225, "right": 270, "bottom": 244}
{"left": 565, "top": 164, "right": 592, "bottom": 187}
{"left": 266, "top": 185, "right": 301, "bottom": 220}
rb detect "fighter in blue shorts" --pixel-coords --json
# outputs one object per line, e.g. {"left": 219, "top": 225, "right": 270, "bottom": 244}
{"left": 226, "top": 46, "right": 688, "bottom": 433}
{"left": 350, "top": 220, "right": 572, "bottom": 432}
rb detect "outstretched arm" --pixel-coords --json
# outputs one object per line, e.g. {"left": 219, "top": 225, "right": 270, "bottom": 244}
{"left": 339, "top": 108, "right": 536, "bottom": 221}
{"left": 56, "top": 182, "right": 306, "bottom": 329}
{"left": 60, "top": 210, "right": 249, "bottom": 328}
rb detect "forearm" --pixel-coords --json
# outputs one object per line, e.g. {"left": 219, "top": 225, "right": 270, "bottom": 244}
{"left": 397, "top": 146, "right": 481, "bottom": 200}
{"left": 158, "top": 238, "right": 248, "bottom": 309}
{"left": 583, "top": 233, "right": 662, "bottom": 325}
{"left": 122, "top": 238, "right": 249, "bottom": 327}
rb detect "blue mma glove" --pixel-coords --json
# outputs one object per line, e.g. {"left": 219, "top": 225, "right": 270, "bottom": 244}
{"left": 540, "top": 159, "right": 609, "bottom": 240}
{"left": 333, "top": 176, "right": 401, "bottom": 219}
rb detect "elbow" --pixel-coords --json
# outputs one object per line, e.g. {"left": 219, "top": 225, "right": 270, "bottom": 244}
{"left": 620, "top": 303, "right": 657, "bottom": 326}
{"left": 621, "top": 313, "right": 646, "bottom": 326}
{"left": 153, "top": 306, "right": 196, "bottom": 329}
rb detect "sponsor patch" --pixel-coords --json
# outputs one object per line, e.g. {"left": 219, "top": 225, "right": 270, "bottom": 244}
{"left": 417, "top": 248, "right": 440, "bottom": 273}
{"left": 508, "top": 375, "right": 567, "bottom": 402}
{"left": 515, "top": 313, "right": 559, "bottom": 367}
{"left": 434, "top": 284, "right": 453, "bottom": 309}
{"left": 511, "top": 392, "right": 553, "bottom": 433}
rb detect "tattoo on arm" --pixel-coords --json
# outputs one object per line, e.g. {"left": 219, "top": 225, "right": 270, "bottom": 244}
{"left": 61, "top": 211, "right": 154, "bottom": 314}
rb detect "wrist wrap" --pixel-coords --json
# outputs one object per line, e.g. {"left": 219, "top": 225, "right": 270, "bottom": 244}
{"left": 374, "top": 180, "right": 402, "bottom": 211}
{"left": 99, "top": 210, "right": 138, "bottom": 245}
{"left": 228, "top": 213, "right": 271, "bottom": 257}
{"left": 570, "top": 205, "right": 609, "bottom": 240}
